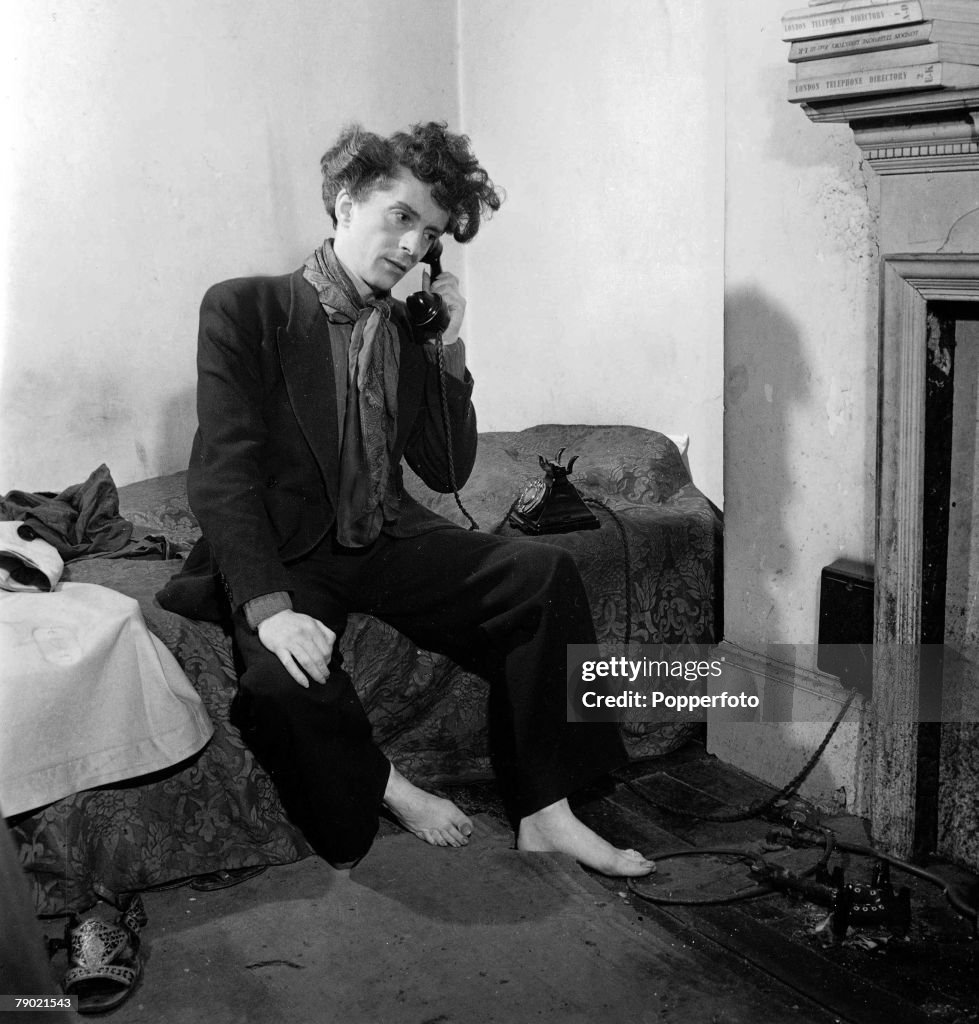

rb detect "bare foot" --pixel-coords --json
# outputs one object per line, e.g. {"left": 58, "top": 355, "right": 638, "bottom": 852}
{"left": 383, "top": 766, "right": 473, "bottom": 848}
{"left": 517, "top": 798, "right": 656, "bottom": 877}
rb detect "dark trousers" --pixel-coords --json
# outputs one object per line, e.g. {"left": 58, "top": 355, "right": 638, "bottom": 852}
{"left": 231, "top": 525, "right": 626, "bottom": 864}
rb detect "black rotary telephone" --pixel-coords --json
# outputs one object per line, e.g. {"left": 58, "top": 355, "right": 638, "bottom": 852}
{"left": 406, "top": 240, "right": 451, "bottom": 341}
{"left": 508, "top": 449, "right": 600, "bottom": 535}
{"left": 405, "top": 246, "right": 598, "bottom": 537}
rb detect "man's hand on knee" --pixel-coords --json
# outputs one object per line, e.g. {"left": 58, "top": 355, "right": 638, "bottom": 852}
{"left": 257, "top": 609, "right": 336, "bottom": 687}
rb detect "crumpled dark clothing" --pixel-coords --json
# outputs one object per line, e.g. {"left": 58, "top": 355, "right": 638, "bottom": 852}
{"left": 0, "top": 463, "right": 178, "bottom": 562}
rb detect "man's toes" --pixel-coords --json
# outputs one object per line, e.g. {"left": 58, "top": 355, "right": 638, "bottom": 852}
{"left": 438, "top": 827, "right": 465, "bottom": 847}
{"left": 625, "top": 853, "right": 656, "bottom": 874}
{"left": 428, "top": 824, "right": 471, "bottom": 848}
{"left": 449, "top": 822, "right": 472, "bottom": 845}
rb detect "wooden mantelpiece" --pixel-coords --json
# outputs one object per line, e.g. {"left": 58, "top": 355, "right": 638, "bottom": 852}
{"left": 796, "top": 82, "right": 979, "bottom": 860}
{"left": 802, "top": 88, "right": 979, "bottom": 175}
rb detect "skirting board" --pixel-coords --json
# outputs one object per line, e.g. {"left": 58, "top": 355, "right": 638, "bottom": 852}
{"left": 706, "top": 641, "right": 873, "bottom": 818}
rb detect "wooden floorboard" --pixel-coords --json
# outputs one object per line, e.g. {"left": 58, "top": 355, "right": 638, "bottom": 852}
{"left": 647, "top": 753, "right": 979, "bottom": 1018}
{"left": 653, "top": 901, "right": 934, "bottom": 1024}
{"left": 568, "top": 746, "right": 979, "bottom": 1024}
{"left": 579, "top": 790, "right": 931, "bottom": 1024}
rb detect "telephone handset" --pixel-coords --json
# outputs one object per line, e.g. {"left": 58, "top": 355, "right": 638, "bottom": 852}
{"left": 403, "top": 238, "right": 479, "bottom": 531}
{"left": 406, "top": 240, "right": 451, "bottom": 341}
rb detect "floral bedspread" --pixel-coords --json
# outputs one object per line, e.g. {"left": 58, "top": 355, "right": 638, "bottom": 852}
{"left": 10, "top": 425, "right": 721, "bottom": 914}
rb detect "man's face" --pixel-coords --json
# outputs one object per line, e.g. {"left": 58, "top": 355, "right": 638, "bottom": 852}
{"left": 333, "top": 168, "right": 450, "bottom": 297}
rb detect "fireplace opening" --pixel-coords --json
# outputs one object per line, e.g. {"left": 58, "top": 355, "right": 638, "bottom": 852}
{"left": 873, "top": 256, "right": 979, "bottom": 865}
{"left": 917, "top": 305, "right": 979, "bottom": 858}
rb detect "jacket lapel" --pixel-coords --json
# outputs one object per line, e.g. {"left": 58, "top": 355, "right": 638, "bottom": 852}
{"left": 276, "top": 273, "right": 427, "bottom": 503}
{"left": 277, "top": 268, "right": 340, "bottom": 502}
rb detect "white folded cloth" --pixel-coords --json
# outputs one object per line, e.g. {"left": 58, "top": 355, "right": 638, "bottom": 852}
{"left": 0, "top": 582, "right": 213, "bottom": 816}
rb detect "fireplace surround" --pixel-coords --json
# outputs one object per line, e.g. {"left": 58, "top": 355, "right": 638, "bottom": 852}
{"left": 804, "top": 88, "right": 979, "bottom": 863}
{"left": 874, "top": 256, "right": 979, "bottom": 860}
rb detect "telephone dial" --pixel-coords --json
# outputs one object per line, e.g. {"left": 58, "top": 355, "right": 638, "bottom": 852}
{"left": 509, "top": 449, "right": 600, "bottom": 535}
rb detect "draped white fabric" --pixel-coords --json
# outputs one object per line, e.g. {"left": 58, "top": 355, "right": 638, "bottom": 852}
{"left": 0, "top": 582, "right": 213, "bottom": 816}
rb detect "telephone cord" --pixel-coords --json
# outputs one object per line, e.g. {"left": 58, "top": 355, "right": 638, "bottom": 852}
{"left": 613, "top": 687, "right": 857, "bottom": 825}
{"left": 438, "top": 426, "right": 851, "bottom": 824}
{"left": 583, "top": 498, "right": 633, "bottom": 648}
{"left": 583, "top": 497, "right": 858, "bottom": 824}
{"left": 433, "top": 335, "right": 479, "bottom": 531}
{"left": 418, "top": 422, "right": 973, "bottom": 922}
{"left": 626, "top": 829, "right": 836, "bottom": 908}
{"left": 627, "top": 826, "right": 978, "bottom": 924}
{"left": 584, "top": 503, "right": 928, "bottom": 913}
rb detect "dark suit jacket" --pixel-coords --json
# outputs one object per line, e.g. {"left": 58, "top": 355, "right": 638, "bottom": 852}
{"left": 179, "top": 267, "right": 477, "bottom": 616}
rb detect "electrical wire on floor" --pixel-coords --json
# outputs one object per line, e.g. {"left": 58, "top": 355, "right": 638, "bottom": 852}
{"left": 580, "top": 501, "right": 864, "bottom": 914}
{"left": 612, "top": 695, "right": 850, "bottom": 911}
{"left": 618, "top": 749, "right": 979, "bottom": 935}
{"left": 613, "top": 688, "right": 858, "bottom": 825}
{"left": 762, "top": 825, "right": 979, "bottom": 930}
{"left": 622, "top": 828, "right": 838, "bottom": 908}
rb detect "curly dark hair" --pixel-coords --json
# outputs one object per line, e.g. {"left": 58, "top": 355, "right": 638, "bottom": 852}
{"left": 320, "top": 121, "right": 503, "bottom": 243}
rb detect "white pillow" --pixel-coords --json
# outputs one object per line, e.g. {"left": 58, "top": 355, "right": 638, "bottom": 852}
{"left": 665, "top": 433, "right": 689, "bottom": 457}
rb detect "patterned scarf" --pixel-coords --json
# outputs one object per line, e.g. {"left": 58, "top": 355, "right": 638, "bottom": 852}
{"left": 303, "top": 239, "right": 402, "bottom": 547}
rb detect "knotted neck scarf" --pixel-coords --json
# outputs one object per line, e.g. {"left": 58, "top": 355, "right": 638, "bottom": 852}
{"left": 303, "top": 239, "right": 402, "bottom": 547}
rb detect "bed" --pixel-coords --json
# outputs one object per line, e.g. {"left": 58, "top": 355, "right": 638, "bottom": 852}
{"left": 8, "top": 423, "right": 721, "bottom": 914}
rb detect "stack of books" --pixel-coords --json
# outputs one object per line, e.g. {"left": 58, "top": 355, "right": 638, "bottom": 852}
{"left": 784, "top": 0, "right": 979, "bottom": 103}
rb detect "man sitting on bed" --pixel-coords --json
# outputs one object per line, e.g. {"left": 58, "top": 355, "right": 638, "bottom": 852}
{"left": 176, "top": 120, "right": 654, "bottom": 877}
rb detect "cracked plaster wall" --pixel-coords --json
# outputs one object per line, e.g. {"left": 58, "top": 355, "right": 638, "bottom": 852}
{"left": 2, "top": 1, "right": 726, "bottom": 508}
{"left": 456, "top": 0, "right": 725, "bottom": 504}
{"left": 713, "top": 0, "right": 881, "bottom": 814}
{"left": 724, "top": 1, "right": 880, "bottom": 659}
{"left": 0, "top": 1, "right": 459, "bottom": 491}
{"left": 720, "top": 4, "right": 979, "bottom": 837}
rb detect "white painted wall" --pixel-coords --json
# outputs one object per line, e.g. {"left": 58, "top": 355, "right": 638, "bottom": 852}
{"left": 0, "top": 0, "right": 458, "bottom": 490}
{"left": 712, "top": 0, "right": 881, "bottom": 813}
{"left": 0, "top": 0, "right": 725, "bottom": 507}
{"left": 723, "top": 0, "right": 880, "bottom": 654}
{"left": 457, "top": 0, "right": 725, "bottom": 504}
{"left": 0, "top": 0, "right": 894, "bottom": 817}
